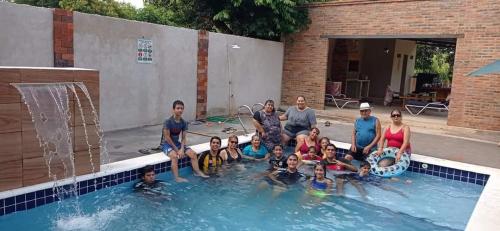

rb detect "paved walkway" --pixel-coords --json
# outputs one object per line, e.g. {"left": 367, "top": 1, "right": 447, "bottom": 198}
{"left": 103, "top": 110, "right": 500, "bottom": 168}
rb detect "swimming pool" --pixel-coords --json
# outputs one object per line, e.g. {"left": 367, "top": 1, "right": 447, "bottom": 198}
{"left": 0, "top": 136, "right": 498, "bottom": 230}
{"left": 0, "top": 161, "right": 484, "bottom": 231}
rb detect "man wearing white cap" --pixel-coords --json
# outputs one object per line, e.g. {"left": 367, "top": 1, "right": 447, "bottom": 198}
{"left": 345, "top": 102, "right": 381, "bottom": 161}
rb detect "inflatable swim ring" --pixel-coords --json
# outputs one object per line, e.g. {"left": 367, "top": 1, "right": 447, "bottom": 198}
{"left": 366, "top": 147, "right": 410, "bottom": 178}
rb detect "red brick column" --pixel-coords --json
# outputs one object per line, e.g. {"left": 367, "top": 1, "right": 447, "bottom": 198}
{"left": 53, "top": 9, "right": 74, "bottom": 67}
{"left": 196, "top": 30, "right": 209, "bottom": 120}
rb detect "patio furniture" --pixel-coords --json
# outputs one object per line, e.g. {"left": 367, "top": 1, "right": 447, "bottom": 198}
{"left": 325, "top": 94, "right": 359, "bottom": 109}
{"left": 404, "top": 100, "right": 449, "bottom": 116}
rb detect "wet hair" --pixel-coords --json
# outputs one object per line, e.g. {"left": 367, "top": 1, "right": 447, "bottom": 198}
{"left": 326, "top": 143, "right": 337, "bottom": 150}
{"left": 210, "top": 136, "right": 222, "bottom": 144}
{"left": 287, "top": 153, "right": 299, "bottom": 161}
{"left": 172, "top": 100, "right": 184, "bottom": 109}
{"left": 264, "top": 99, "right": 276, "bottom": 112}
{"left": 310, "top": 127, "right": 320, "bottom": 135}
{"left": 141, "top": 165, "right": 154, "bottom": 178}
{"left": 297, "top": 96, "right": 306, "bottom": 101}
{"left": 228, "top": 134, "right": 238, "bottom": 143}
{"left": 390, "top": 109, "right": 402, "bottom": 117}
{"left": 314, "top": 162, "right": 327, "bottom": 177}
{"left": 272, "top": 144, "right": 283, "bottom": 151}
{"left": 308, "top": 146, "right": 317, "bottom": 154}
{"left": 360, "top": 161, "right": 371, "bottom": 169}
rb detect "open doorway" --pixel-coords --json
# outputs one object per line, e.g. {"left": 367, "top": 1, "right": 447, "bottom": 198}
{"left": 325, "top": 37, "right": 456, "bottom": 117}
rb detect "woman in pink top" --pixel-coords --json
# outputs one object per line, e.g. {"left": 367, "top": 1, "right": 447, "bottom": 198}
{"left": 295, "top": 127, "right": 321, "bottom": 154}
{"left": 376, "top": 109, "right": 411, "bottom": 167}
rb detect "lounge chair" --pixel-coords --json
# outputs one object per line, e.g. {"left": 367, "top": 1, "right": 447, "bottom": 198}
{"left": 404, "top": 100, "right": 449, "bottom": 116}
{"left": 325, "top": 94, "right": 359, "bottom": 109}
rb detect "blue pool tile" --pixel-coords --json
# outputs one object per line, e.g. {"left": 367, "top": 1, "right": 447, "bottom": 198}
{"left": 432, "top": 171, "right": 439, "bottom": 176}
{"left": 118, "top": 172, "right": 124, "bottom": 179}
{"left": 0, "top": 207, "right": 4, "bottom": 216}
{"left": 5, "top": 205, "right": 15, "bottom": 215}
{"left": 45, "top": 195, "right": 54, "bottom": 204}
{"left": 477, "top": 174, "right": 485, "bottom": 180}
{"left": 461, "top": 171, "right": 469, "bottom": 177}
{"left": 124, "top": 171, "right": 131, "bottom": 177}
{"left": 468, "top": 178, "right": 476, "bottom": 184}
{"left": 0, "top": 199, "right": 3, "bottom": 208}
{"left": 453, "top": 175, "right": 460, "bottom": 180}
{"left": 15, "top": 203, "right": 26, "bottom": 211}
{"left": 96, "top": 183, "right": 103, "bottom": 190}
{"left": 469, "top": 172, "right": 477, "bottom": 180}
{"left": 439, "top": 173, "right": 446, "bottom": 178}
{"left": 124, "top": 176, "right": 131, "bottom": 182}
{"left": 130, "top": 175, "right": 137, "bottom": 181}
{"left": 446, "top": 174, "right": 454, "bottom": 180}
{"left": 117, "top": 179, "right": 124, "bottom": 184}
{"left": 160, "top": 163, "right": 166, "bottom": 169}
{"left": 5, "top": 197, "right": 14, "bottom": 207}
{"left": 478, "top": 180, "right": 485, "bottom": 186}
{"left": 35, "top": 190, "right": 45, "bottom": 199}
{"left": 446, "top": 168, "right": 455, "bottom": 175}
{"left": 26, "top": 192, "right": 35, "bottom": 201}
{"left": 460, "top": 177, "right": 468, "bottom": 183}
{"left": 78, "top": 180, "right": 87, "bottom": 188}
{"left": 88, "top": 185, "right": 95, "bottom": 193}
{"left": 166, "top": 162, "right": 171, "bottom": 167}
{"left": 45, "top": 188, "right": 54, "bottom": 197}
{"left": 36, "top": 198, "right": 45, "bottom": 207}
{"left": 15, "top": 195, "right": 25, "bottom": 204}
{"left": 79, "top": 187, "right": 88, "bottom": 195}
{"left": 484, "top": 175, "right": 490, "bottom": 182}
{"left": 95, "top": 177, "right": 103, "bottom": 184}
{"left": 26, "top": 200, "right": 36, "bottom": 210}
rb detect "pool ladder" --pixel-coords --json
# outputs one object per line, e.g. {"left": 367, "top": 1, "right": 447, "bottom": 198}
{"left": 237, "top": 103, "right": 264, "bottom": 135}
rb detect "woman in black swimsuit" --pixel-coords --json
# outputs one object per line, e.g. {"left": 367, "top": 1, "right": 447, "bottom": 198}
{"left": 220, "top": 134, "right": 243, "bottom": 164}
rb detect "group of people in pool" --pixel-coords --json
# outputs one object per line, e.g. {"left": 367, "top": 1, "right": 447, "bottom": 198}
{"left": 135, "top": 98, "right": 412, "bottom": 198}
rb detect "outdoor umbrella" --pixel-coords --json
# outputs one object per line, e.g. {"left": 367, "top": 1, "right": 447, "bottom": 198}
{"left": 467, "top": 60, "right": 500, "bottom": 76}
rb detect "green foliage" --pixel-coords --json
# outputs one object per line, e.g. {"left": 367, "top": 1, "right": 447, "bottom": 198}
{"left": 431, "top": 53, "right": 451, "bottom": 82}
{"left": 415, "top": 44, "right": 455, "bottom": 75}
{"left": 147, "top": 0, "right": 311, "bottom": 40}
{"left": 13, "top": 0, "right": 315, "bottom": 40}
{"left": 13, "top": 0, "right": 60, "bottom": 8}
{"left": 58, "top": 0, "right": 137, "bottom": 19}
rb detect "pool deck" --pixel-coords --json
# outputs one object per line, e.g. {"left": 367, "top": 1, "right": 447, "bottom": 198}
{"left": 104, "top": 111, "right": 500, "bottom": 168}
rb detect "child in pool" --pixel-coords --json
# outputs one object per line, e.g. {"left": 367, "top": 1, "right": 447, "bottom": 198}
{"left": 307, "top": 163, "right": 334, "bottom": 197}
{"left": 349, "top": 161, "right": 408, "bottom": 199}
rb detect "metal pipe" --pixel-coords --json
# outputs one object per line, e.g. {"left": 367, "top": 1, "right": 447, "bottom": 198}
{"left": 237, "top": 105, "right": 252, "bottom": 135}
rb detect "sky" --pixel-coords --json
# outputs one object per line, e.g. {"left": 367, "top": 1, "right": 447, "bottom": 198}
{"left": 119, "top": 0, "right": 144, "bottom": 9}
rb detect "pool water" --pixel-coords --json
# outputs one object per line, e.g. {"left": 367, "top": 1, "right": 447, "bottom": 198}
{"left": 0, "top": 162, "right": 483, "bottom": 231}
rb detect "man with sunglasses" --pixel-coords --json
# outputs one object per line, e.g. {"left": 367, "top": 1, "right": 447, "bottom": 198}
{"left": 346, "top": 102, "right": 381, "bottom": 162}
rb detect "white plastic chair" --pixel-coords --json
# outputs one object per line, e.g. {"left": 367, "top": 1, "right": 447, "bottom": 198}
{"left": 325, "top": 94, "right": 359, "bottom": 109}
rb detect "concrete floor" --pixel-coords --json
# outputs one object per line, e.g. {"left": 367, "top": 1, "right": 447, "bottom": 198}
{"left": 103, "top": 109, "right": 500, "bottom": 168}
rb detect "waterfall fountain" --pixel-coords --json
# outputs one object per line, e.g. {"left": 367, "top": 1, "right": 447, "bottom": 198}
{"left": 11, "top": 82, "right": 105, "bottom": 201}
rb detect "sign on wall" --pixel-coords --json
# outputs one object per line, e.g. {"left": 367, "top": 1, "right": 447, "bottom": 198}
{"left": 137, "top": 38, "right": 153, "bottom": 63}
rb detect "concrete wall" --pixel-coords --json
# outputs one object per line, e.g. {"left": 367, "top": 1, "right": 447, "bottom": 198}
{"left": 207, "top": 33, "right": 284, "bottom": 115}
{"left": 0, "top": 2, "right": 53, "bottom": 67}
{"left": 390, "top": 39, "right": 416, "bottom": 95}
{"left": 73, "top": 13, "right": 198, "bottom": 131}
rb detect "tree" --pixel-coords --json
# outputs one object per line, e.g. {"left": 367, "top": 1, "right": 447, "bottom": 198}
{"left": 147, "top": 0, "right": 311, "bottom": 40}
{"left": 431, "top": 53, "right": 451, "bottom": 83}
{"left": 13, "top": 0, "right": 60, "bottom": 8}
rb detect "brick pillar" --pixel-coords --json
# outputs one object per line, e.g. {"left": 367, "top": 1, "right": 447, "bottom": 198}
{"left": 196, "top": 30, "right": 209, "bottom": 120}
{"left": 53, "top": 9, "right": 74, "bottom": 67}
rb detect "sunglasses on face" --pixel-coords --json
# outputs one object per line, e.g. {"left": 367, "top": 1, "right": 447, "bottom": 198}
{"left": 229, "top": 140, "right": 238, "bottom": 144}
{"left": 326, "top": 149, "right": 335, "bottom": 151}
{"left": 391, "top": 114, "right": 402, "bottom": 118}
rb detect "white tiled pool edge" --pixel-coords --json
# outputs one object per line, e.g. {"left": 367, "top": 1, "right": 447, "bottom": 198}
{"left": 0, "top": 134, "right": 498, "bottom": 231}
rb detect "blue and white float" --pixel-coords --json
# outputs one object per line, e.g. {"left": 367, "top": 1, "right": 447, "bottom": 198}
{"left": 367, "top": 147, "right": 410, "bottom": 177}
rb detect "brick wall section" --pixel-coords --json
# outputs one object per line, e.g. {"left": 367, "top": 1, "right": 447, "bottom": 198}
{"left": 282, "top": 0, "right": 500, "bottom": 130}
{"left": 53, "top": 9, "right": 74, "bottom": 67}
{"left": 196, "top": 30, "right": 209, "bottom": 120}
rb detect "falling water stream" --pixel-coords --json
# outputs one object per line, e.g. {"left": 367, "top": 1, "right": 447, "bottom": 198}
{"left": 11, "top": 82, "right": 107, "bottom": 216}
